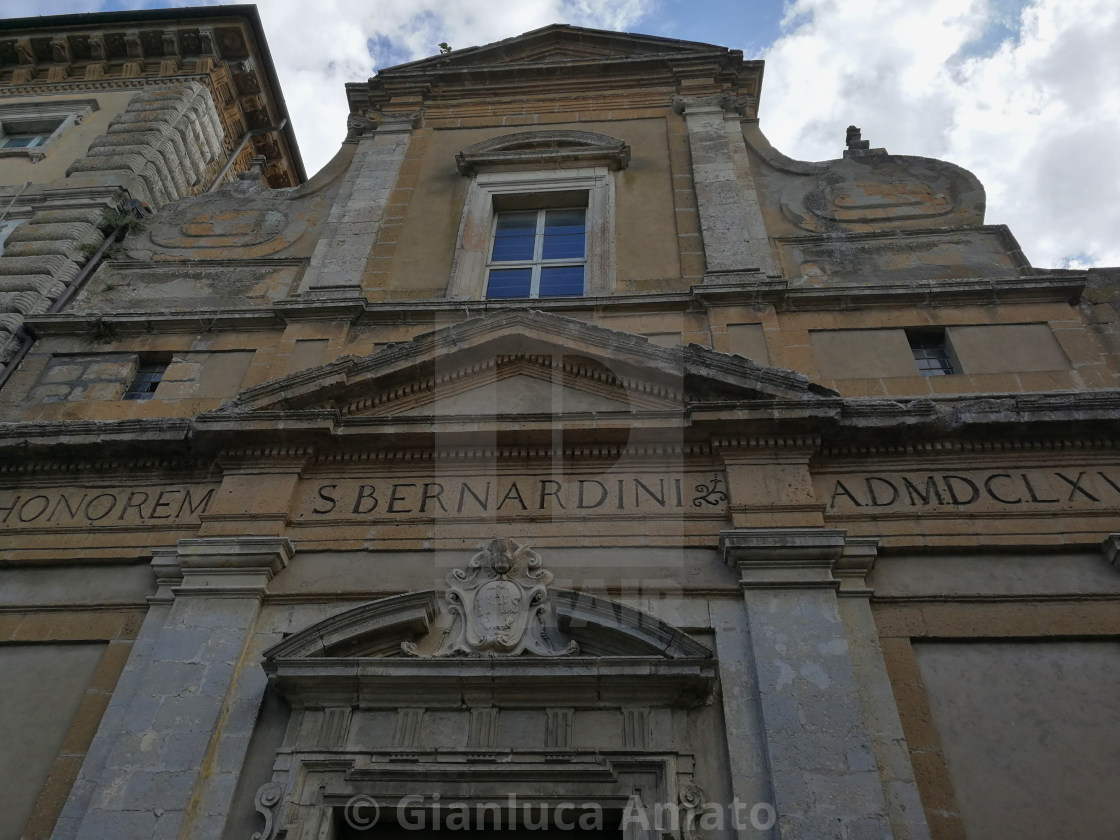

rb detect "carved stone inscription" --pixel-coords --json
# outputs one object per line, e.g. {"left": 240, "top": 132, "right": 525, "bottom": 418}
{"left": 299, "top": 472, "right": 729, "bottom": 521}
{"left": 820, "top": 468, "right": 1120, "bottom": 513}
{"left": 0, "top": 484, "right": 218, "bottom": 529}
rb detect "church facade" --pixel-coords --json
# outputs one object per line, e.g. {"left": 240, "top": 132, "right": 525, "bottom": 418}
{"left": 0, "top": 17, "right": 1118, "bottom": 840}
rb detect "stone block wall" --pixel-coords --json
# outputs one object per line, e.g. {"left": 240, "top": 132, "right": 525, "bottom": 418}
{"left": 29, "top": 352, "right": 137, "bottom": 403}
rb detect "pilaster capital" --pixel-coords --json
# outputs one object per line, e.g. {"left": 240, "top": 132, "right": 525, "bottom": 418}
{"left": 671, "top": 93, "right": 724, "bottom": 117}
{"left": 671, "top": 93, "right": 752, "bottom": 118}
{"left": 148, "top": 536, "right": 293, "bottom": 601}
{"left": 345, "top": 108, "right": 423, "bottom": 141}
{"left": 721, "top": 529, "right": 883, "bottom": 593}
{"left": 833, "top": 536, "right": 880, "bottom": 597}
{"left": 721, "top": 527, "right": 847, "bottom": 589}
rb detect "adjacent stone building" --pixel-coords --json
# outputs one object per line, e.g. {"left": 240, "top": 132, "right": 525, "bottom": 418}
{"left": 0, "top": 16, "right": 1118, "bottom": 840}
{"left": 0, "top": 5, "right": 303, "bottom": 369}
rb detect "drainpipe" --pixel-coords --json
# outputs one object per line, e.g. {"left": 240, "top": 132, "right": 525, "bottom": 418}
{"left": 208, "top": 119, "right": 287, "bottom": 191}
{"left": 0, "top": 180, "right": 31, "bottom": 224}
{"left": 0, "top": 200, "right": 147, "bottom": 392}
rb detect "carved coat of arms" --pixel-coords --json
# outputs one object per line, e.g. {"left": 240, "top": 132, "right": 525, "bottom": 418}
{"left": 404, "top": 538, "right": 579, "bottom": 657}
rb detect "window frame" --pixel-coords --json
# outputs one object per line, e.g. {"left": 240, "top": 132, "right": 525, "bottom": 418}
{"left": 906, "top": 329, "right": 957, "bottom": 376}
{"left": 0, "top": 99, "right": 98, "bottom": 162}
{"left": 485, "top": 206, "right": 588, "bottom": 299}
{"left": 448, "top": 167, "right": 616, "bottom": 301}
{"left": 123, "top": 355, "right": 172, "bottom": 401}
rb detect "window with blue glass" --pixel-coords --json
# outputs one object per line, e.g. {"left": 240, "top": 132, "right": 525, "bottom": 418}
{"left": 486, "top": 208, "right": 586, "bottom": 299}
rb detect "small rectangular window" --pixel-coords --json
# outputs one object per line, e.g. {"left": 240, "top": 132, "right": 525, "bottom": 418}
{"left": 0, "top": 117, "right": 64, "bottom": 150}
{"left": 908, "top": 330, "right": 955, "bottom": 376}
{"left": 486, "top": 208, "right": 586, "bottom": 299}
{"left": 123, "top": 356, "right": 171, "bottom": 400}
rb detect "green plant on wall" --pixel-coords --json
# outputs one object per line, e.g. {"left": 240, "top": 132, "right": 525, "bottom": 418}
{"left": 76, "top": 203, "right": 148, "bottom": 264}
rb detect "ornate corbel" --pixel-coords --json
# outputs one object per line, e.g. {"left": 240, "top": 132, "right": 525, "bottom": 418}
{"left": 199, "top": 27, "right": 216, "bottom": 55}
{"left": 678, "top": 782, "right": 706, "bottom": 840}
{"left": 251, "top": 781, "right": 283, "bottom": 840}
{"left": 123, "top": 31, "right": 143, "bottom": 59}
{"left": 88, "top": 33, "right": 106, "bottom": 61}
{"left": 14, "top": 39, "right": 34, "bottom": 65}
{"left": 49, "top": 36, "right": 69, "bottom": 63}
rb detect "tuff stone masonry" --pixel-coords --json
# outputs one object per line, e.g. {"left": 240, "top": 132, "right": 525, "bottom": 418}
{"left": 0, "top": 13, "right": 1118, "bottom": 840}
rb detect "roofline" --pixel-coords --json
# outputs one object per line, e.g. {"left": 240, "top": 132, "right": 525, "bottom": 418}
{"left": 375, "top": 22, "right": 742, "bottom": 76}
{"left": 0, "top": 4, "right": 306, "bottom": 183}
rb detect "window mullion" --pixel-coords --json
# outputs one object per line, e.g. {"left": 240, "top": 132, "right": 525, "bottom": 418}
{"left": 530, "top": 209, "right": 546, "bottom": 297}
{"left": 534, "top": 210, "right": 545, "bottom": 261}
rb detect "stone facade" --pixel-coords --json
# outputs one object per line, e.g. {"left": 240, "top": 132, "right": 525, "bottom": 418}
{"left": 0, "top": 19, "right": 1118, "bottom": 840}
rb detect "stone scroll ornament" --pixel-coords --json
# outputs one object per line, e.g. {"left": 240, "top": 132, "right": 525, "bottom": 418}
{"left": 250, "top": 781, "right": 282, "bottom": 840}
{"left": 403, "top": 538, "right": 579, "bottom": 657}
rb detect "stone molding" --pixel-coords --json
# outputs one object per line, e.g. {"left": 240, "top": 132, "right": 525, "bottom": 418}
{"left": 264, "top": 551, "right": 714, "bottom": 707}
{"left": 346, "top": 24, "right": 761, "bottom": 116}
{"left": 209, "top": 309, "right": 831, "bottom": 418}
{"left": 22, "top": 270, "right": 1085, "bottom": 338}
{"left": 455, "top": 129, "right": 631, "bottom": 175}
{"left": 146, "top": 536, "right": 293, "bottom": 601}
{"left": 446, "top": 165, "right": 618, "bottom": 299}
{"left": 670, "top": 93, "right": 752, "bottom": 117}
{"left": 345, "top": 108, "right": 423, "bottom": 141}
{"left": 721, "top": 529, "right": 886, "bottom": 594}
{"left": 834, "top": 536, "right": 880, "bottom": 596}
{"left": 3, "top": 388, "right": 1119, "bottom": 468}
{"left": 721, "top": 527, "right": 847, "bottom": 589}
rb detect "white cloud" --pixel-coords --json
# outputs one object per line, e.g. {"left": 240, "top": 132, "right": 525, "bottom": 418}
{"left": 759, "top": 0, "right": 1120, "bottom": 267}
{"left": 250, "top": 0, "right": 653, "bottom": 179}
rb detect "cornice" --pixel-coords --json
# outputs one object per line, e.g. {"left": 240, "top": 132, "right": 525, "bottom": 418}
{"left": 2, "top": 391, "right": 1119, "bottom": 470}
{"left": 0, "top": 7, "right": 305, "bottom": 185}
{"left": 25, "top": 309, "right": 286, "bottom": 337}
{"left": 696, "top": 274, "right": 1084, "bottom": 309}
{"left": 347, "top": 25, "right": 761, "bottom": 116}
{"left": 24, "top": 270, "right": 1084, "bottom": 338}
{"left": 0, "top": 72, "right": 216, "bottom": 96}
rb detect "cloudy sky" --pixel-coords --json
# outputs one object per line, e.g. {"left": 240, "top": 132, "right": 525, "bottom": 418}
{"left": 4, "top": 0, "right": 1118, "bottom": 269}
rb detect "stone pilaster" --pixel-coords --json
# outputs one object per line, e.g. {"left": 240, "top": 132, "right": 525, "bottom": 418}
{"left": 674, "top": 95, "right": 776, "bottom": 278}
{"left": 721, "top": 528, "right": 895, "bottom": 840}
{"left": 197, "top": 451, "right": 311, "bottom": 538}
{"left": 297, "top": 110, "right": 419, "bottom": 297}
{"left": 834, "top": 539, "right": 931, "bottom": 840}
{"left": 715, "top": 441, "right": 825, "bottom": 529}
{"left": 57, "top": 537, "right": 291, "bottom": 840}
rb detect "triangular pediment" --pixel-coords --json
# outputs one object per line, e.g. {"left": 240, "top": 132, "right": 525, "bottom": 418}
{"left": 207, "top": 311, "right": 835, "bottom": 421}
{"left": 378, "top": 24, "right": 731, "bottom": 74}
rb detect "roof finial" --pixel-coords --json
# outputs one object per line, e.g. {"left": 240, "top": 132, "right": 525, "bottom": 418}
{"left": 846, "top": 125, "right": 870, "bottom": 151}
